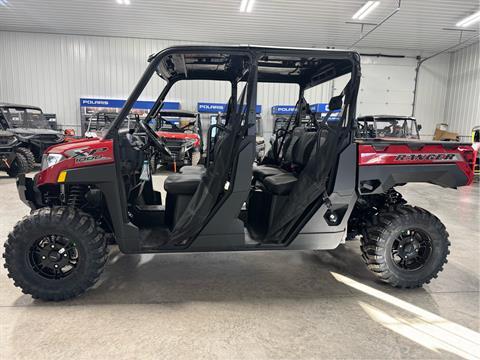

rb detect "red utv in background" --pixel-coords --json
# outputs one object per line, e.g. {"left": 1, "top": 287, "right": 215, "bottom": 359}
{"left": 151, "top": 110, "right": 203, "bottom": 172}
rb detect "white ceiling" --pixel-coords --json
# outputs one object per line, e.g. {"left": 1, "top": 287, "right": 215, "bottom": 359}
{"left": 0, "top": 0, "right": 479, "bottom": 53}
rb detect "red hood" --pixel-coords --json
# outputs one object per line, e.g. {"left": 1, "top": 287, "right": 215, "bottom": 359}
{"left": 47, "top": 137, "right": 109, "bottom": 155}
{"left": 156, "top": 131, "right": 200, "bottom": 147}
{"left": 36, "top": 137, "right": 114, "bottom": 186}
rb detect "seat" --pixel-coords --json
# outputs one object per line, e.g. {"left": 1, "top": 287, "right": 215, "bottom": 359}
{"left": 263, "top": 173, "right": 298, "bottom": 195}
{"left": 252, "top": 165, "right": 286, "bottom": 181}
{"left": 179, "top": 165, "right": 207, "bottom": 175}
{"left": 253, "top": 127, "right": 305, "bottom": 181}
{"left": 261, "top": 130, "right": 317, "bottom": 195}
{"left": 164, "top": 173, "right": 203, "bottom": 195}
{"left": 290, "top": 131, "right": 317, "bottom": 172}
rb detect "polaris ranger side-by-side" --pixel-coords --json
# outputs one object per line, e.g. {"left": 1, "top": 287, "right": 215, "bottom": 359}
{"left": 0, "top": 130, "right": 29, "bottom": 177}
{"left": 0, "top": 104, "right": 66, "bottom": 170}
{"left": 151, "top": 110, "right": 203, "bottom": 171}
{"left": 4, "top": 46, "right": 475, "bottom": 301}
{"left": 356, "top": 115, "right": 422, "bottom": 140}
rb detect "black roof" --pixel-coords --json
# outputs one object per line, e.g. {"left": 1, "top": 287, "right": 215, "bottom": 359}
{"left": 357, "top": 115, "right": 416, "bottom": 121}
{"left": 0, "top": 103, "right": 43, "bottom": 112}
{"left": 151, "top": 45, "right": 360, "bottom": 89}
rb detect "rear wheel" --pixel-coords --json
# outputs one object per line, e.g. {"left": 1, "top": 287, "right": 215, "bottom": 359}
{"left": 3, "top": 207, "right": 108, "bottom": 301}
{"left": 16, "top": 147, "right": 36, "bottom": 171}
{"left": 361, "top": 205, "right": 450, "bottom": 288}
{"left": 6, "top": 153, "right": 29, "bottom": 177}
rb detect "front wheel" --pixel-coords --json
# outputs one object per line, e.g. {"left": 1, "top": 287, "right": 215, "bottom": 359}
{"left": 361, "top": 205, "right": 450, "bottom": 288}
{"left": 6, "top": 153, "right": 29, "bottom": 177}
{"left": 3, "top": 207, "right": 108, "bottom": 301}
{"left": 16, "top": 147, "right": 36, "bottom": 171}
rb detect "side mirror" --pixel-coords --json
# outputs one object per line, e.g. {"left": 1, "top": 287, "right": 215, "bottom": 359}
{"left": 328, "top": 95, "right": 343, "bottom": 111}
{"left": 417, "top": 124, "right": 422, "bottom": 131}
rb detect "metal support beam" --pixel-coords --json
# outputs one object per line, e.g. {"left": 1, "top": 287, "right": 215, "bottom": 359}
{"left": 349, "top": 0, "right": 402, "bottom": 49}
{"left": 411, "top": 33, "right": 480, "bottom": 117}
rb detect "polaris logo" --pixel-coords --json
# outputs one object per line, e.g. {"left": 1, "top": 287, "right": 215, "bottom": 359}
{"left": 395, "top": 153, "right": 460, "bottom": 161}
{"left": 81, "top": 100, "right": 109, "bottom": 106}
{"left": 197, "top": 103, "right": 226, "bottom": 113}
{"left": 277, "top": 107, "right": 295, "bottom": 112}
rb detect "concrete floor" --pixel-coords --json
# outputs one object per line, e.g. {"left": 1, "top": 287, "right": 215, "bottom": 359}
{"left": 0, "top": 170, "right": 479, "bottom": 359}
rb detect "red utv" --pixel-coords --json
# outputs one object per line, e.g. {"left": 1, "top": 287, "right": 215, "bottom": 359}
{"left": 4, "top": 45, "right": 475, "bottom": 301}
{"left": 151, "top": 110, "right": 203, "bottom": 171}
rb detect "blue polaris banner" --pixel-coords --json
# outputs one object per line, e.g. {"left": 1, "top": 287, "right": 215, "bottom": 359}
{"left": 197, "top": 102, "right": 262, "bottom": 114}
{"left": 197, "top": 103, "right": 227, "bottom": 113}
{"left": 272, "top": 103, "right": 340, "bottom": 115}
{"left": 80, "top": 98, "right": 180, "bottom": 110}
{"left": 271, "top": 105, "right": 296, "bottom": 115}
{"left": 310, "top": 103, "right": 341, "bottom": 113}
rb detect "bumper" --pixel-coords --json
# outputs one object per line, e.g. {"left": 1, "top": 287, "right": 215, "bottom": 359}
{"left": 17, "top": 174, "right": 41, "bottom": 209}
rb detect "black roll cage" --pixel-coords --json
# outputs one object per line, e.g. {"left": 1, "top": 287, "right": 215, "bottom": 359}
{"left": 104, "top": 45, "right": 361, "bottom": 141}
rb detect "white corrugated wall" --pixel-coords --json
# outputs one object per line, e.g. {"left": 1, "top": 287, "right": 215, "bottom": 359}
{"left": 444, "top": 42, "right": 480, "bottom": 139}
{"left": 1, "top": 30, "right": 469, "bottom": 139}
{"left": 414, "top": 53, "right": 450, "bottom": 138}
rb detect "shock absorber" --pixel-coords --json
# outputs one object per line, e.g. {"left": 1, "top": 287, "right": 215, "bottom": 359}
{"left": 67, "top": 185, "right": 87, "bottom": 208}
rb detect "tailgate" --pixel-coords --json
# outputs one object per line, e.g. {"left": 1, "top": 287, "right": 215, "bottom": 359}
{"left": 356, "top": 140, "right": 475, "bottom": 194}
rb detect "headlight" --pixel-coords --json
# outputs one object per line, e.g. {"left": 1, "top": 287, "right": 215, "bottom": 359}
{"left": 41, "top": 153, "right": 65, "bottom": 169}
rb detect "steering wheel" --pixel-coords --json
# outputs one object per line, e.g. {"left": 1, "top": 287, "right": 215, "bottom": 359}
{"left": 138, "top": 120, "right": 172, "bottom": 157}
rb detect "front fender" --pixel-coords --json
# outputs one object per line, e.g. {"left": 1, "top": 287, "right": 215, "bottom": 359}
{"left": 17, "top": 174, "right": 42, "bottom": 210}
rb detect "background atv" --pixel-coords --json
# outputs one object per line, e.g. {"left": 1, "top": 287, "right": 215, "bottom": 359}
{"left": 4, "top": 45, "right": 475, "bottom": 301}
{"left": 0, "top": 130, "right": 29, "bottom": 177}
{"left": 151, "top": 110, "right": 203, "bottom": 172}
{"left": 356, "top": 115, "right": 422, "bottom": 140}
{"left": 0, "top": 103, "right": 66, "bottom": 169}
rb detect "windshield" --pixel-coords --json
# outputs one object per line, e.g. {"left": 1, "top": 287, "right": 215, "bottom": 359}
{"left": 3, "top": 107, "right": 50, "bottom": 129}
{"left": 153, "top": 116, "right": 197, "bottom": 133}
{"left": 357, "top": 118, "right": 419, "bottom": 139}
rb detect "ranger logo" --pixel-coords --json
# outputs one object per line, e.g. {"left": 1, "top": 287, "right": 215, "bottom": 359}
{"left": 395, "top": 153, "right": 461, "bottom": 162}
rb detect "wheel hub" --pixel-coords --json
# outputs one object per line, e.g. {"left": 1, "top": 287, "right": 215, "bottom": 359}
{"left": 397, "top": 237, "right": 420, "bottom": 260}
{"left": 391, "top": 229, "right": 432, "bottom": 271}
{"left": 29, "top": 235, "right": 79, "bottom": 280}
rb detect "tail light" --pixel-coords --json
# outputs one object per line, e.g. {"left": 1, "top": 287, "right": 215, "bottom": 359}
{"left": 458, "top": 146, "right": 475, "bottom": 185}
{"left": 459, "top": 146, "right": 475, "bottom": 171}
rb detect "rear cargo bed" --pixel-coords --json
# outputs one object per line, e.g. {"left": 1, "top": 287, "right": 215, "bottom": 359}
{"left": 355, "top": 139, "right": 474, "bottom": 194}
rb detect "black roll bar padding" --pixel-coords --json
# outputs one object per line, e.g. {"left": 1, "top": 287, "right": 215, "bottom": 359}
{"left": 104, "top": 59, "right": 159, "bottom": 139}
{"left": 274, "top": 96, "right": 303, "bottom": 163}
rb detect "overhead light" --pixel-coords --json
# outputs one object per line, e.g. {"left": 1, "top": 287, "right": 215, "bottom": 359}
{"left": 116, "top": 0, "right": 130, "bottom": 5}
{"left": 456, "top": 10, "right": 480, "bottom": 28}
{"left": 352, "top": 1, "right": 381, "bottom": 20}
{"left": 240, "top": 0, "right": 255, "bottom": 13}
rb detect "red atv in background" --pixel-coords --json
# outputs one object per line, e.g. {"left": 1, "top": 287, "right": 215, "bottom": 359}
{"left": 151, "top": 110, "right": 203, "bottom": 172}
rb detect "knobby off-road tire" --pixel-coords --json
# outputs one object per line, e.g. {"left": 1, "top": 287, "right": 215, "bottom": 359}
{"left": 6, "top": 153, "right": 29, "bottom": 177}
{"left": 16, "top": 147, "right": 36, "bottom": 171}
{"left": 360, "top": 205, "right": 450, "bottom": 288}
{"left": 3, "top": 207, "right": 108, "bottom": 301}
